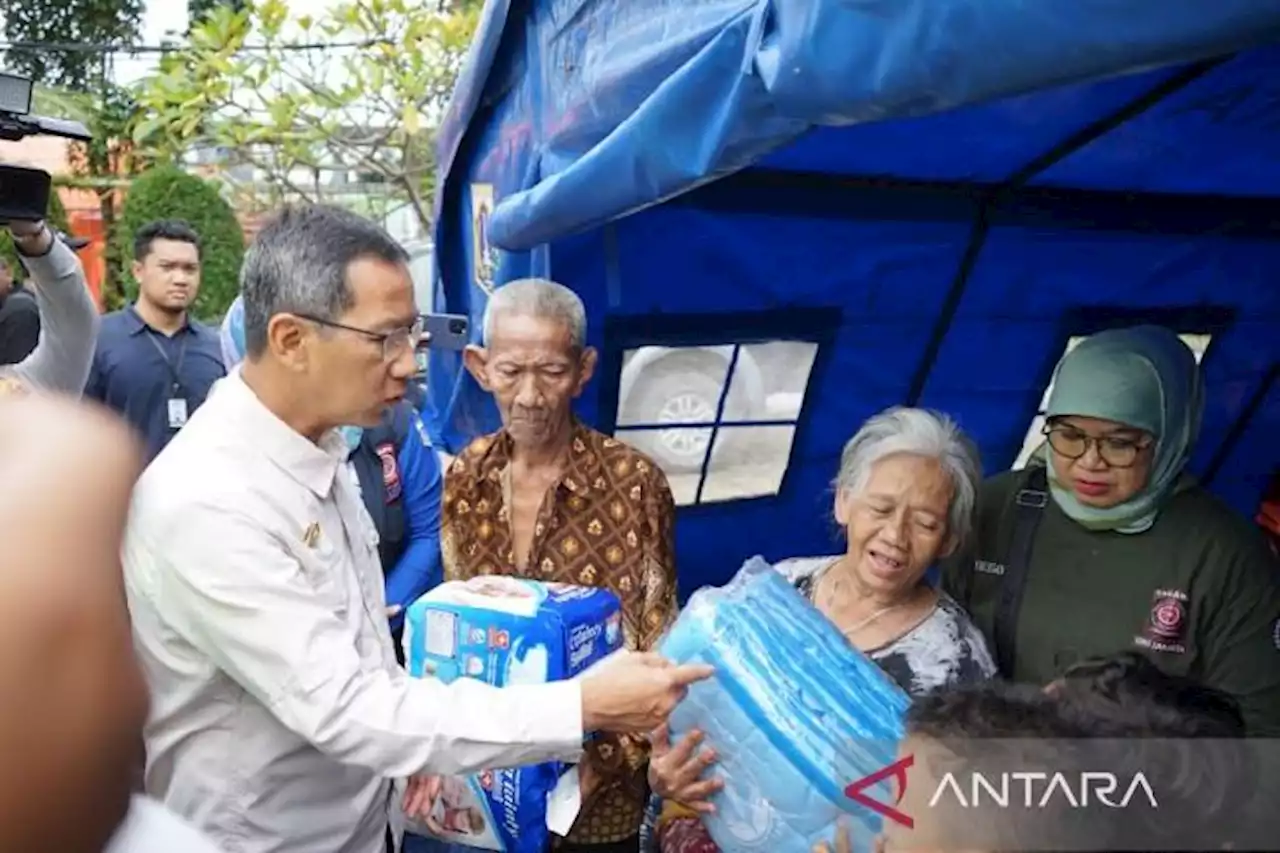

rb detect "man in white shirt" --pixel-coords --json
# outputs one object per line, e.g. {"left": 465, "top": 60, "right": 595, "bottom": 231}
{"left": 107, "top": 796, "right": 226, "bottom": 853}
{"left": 122, "top": 205, "right": 710, "bottom": 853}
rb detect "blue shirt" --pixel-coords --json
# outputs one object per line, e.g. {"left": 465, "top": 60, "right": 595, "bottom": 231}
{"left": 382, "top": 411, "right": 444, "bottom": 625}
{"left": 86, "top": 307, "right": 226, "bottom": 461}
{"left": 348, "top": 402, "right": 444, "bottom": 633}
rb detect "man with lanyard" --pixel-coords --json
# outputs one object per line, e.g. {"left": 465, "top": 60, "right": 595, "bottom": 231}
{"left": 222, "top": 293, "right": 443, "bottom": 658}
{"left": 86, "top": 220, "right": 225, "bottom": 461}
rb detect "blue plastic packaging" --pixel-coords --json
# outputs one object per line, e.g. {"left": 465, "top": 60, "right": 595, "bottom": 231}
{"left": 659, "top": 557, "right": 911, "bottom": 852}
{"left": 403, "top": 577, "right": 624, "bottom": 852}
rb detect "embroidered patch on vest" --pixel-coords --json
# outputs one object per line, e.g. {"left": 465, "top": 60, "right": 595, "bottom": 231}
{"left": 974, "top": 559, "right": 1006, "bottom": 576}
{"left": 1134, "top": 588, "right": 1189, "bottom": 654}
{"left": 376, "top": 442, "right": 401, "bottom": 502}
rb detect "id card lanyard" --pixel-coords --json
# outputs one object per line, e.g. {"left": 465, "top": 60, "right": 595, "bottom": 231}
{"left": 144, "top": 329, "right": 190, "bottom": 429}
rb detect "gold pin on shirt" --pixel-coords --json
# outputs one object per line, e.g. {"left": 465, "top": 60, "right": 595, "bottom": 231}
{"left": 0, "top": 377, "right": 29, "bottom": 398}
{"left": 303, "top": 522, "right": 321, "bottom": 548}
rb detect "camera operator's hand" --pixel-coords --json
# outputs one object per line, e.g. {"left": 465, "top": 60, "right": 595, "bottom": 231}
{"left": 579, "top": 650, "right": 713, "bottom": 734}
{"left": 6, "top": 220, "right": 52, "bottom": 256}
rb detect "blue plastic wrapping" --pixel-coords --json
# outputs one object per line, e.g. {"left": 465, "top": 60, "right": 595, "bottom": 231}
{"left": 403, "top": 578, "right": 624, "bottom": 853}
{"left": 659, "top": 557, "right": 911, "bottom": 850}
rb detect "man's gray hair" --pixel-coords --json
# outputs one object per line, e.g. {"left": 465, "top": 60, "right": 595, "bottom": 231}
{"left": 482, "top": 278, "right": 586, "bottom": 349}
{"left": 834, "top": 406, "right": 983, "bottom": 549}
{"left": 240, "top": 205, "right": 409, "bottom": 357}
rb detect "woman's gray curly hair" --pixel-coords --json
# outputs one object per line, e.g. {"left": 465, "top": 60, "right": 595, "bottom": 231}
{"left": 834, "top": 406, "right": 983, "bottom": 550}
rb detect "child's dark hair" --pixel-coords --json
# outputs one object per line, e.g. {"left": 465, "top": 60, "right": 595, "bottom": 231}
{"left": 1054, "top": 651, "right": 1244, "bottom": 737}
{"left": 1052, "top": 652, "right": 1251, "bottom": 849}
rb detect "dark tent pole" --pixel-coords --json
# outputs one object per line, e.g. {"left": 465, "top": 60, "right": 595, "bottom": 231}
{"left": 904, "top": 57, "right": 1230, "bottom": 406}
{"left": 1202, "top": 363, "right": 1278, "bottom": 487}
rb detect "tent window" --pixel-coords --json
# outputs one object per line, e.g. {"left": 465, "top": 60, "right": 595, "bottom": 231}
{"left": 1012, "top": 332, "right": 1213, "bottom": 469}
{"left": 614, "top": 341, "right": 820, "bottom": 505}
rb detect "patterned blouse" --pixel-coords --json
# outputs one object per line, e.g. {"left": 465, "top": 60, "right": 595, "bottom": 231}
{"left": 778, "top": 556, "right": 996, "bottom": 694}
{"left": 441, "top": 421, "right": 679, "bottom": 845}
{"left": 643, "top": 556, "right": 996, "bottom": 853}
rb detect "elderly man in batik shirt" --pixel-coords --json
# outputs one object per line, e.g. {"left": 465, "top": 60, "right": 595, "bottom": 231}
{"left": 442, "top": 278, "right": 679, "bottom": 853}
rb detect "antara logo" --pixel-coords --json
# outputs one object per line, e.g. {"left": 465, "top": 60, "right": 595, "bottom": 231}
{"left": 845, "top": 755, "right": 915, "bottom": 828}
{"left": 929, "top": 770, "right": 1158, "bottom": 810}
{"left": 845, "top": 755, "right": 1158, "bottom": 829}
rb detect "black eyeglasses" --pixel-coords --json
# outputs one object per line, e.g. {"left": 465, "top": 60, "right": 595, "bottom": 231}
{"left": 1043, "top": 423, "right": 1152, "bottom": 469}
{"left": 298, "top": 314, "right": 424, "bottom": 361}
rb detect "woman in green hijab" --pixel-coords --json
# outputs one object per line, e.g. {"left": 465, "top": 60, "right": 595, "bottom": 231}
{"left": 943, "top": 325, "right": 1280, "bottom": 736}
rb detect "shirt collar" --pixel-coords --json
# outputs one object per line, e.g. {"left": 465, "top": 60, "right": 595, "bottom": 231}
{"left": 126, "top": 305, "right": 194, "bottom": 337}
{"left": 492, "top": 417, "right": 602, "bottom": 496}
{"left": 217, "top": 368, "right": 347, "bottom": 498}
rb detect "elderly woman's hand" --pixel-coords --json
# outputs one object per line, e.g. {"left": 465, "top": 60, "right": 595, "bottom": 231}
{"left": 810, "top": 820, "right": 857, "bottom": 853}
{"left": 647, "top": 723, "right": 723, "bottom": 813}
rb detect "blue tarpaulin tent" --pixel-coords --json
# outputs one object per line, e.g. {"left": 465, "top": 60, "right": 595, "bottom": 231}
{"left": 426, "top": 0, "right": 1280, "bottom": 595}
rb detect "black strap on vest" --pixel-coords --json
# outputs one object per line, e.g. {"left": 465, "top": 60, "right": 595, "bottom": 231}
{"left": 355, "top": 404, "right": 415, "bottom": 574}
{"left": 993, "top": 466, "right": 1049, "bottom": 679}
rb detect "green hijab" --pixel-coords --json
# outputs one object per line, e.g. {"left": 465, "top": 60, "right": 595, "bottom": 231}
{"left": 1037, "top": 325, "right": 1204, "bottom": 534}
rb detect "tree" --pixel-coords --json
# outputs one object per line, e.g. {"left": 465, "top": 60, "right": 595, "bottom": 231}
{"left": 2, "top": 0, "right": 144, "bottom": 91}
{"left": 25, "top": 81, "right": 156, "bottom": 307}
{"left": 134, "top": 0, "right": 479, "bottom": 233}
{"left": 68, "top": 83, "right": 158, "bottom": 306}
{"left": 189, "top": 0, "right": 246, "bottom": 28}
{"left": 115, "top": 166, "right": 246, "bottom": 320}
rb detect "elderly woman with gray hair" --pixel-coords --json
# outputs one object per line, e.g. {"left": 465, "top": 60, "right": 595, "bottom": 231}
{"left": 643, "top": 407, "right": 995, "bottom": 853}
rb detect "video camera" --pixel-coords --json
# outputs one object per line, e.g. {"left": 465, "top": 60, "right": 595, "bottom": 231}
{"left": 0, "top": 70, "right": 92, "bottom": 223}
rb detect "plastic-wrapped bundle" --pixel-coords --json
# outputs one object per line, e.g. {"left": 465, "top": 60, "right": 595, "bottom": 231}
{"left": 403, "top": 577, "right": 624, "bottom": 853}
{"left": 659, "top": 557, "right": 910, "bottom": 852}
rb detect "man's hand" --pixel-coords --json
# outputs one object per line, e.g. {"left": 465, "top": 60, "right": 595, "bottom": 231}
{"left": 402, "top": 774, "right": 445, "bottom": 834}
{"left": 578, "top": 650, "right": 713, "bottom": 734}
{"left": 6, "top": 220, "right": 52, "bottom": 257}
{"left": 647, "top": 723, "right": 722, "bottom": 813}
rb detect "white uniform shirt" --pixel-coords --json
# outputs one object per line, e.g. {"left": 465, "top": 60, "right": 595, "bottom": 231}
{"left": 106, "top": 795, "right": 226, "bottom": 853}
{"left": 123, "top": 371, "right": 584, "bottom": 853}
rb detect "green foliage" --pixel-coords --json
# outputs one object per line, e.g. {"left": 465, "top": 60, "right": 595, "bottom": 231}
{"left": 115, "top": 166, "right": 245, "bottom": 321}
{"left": 134, "top": 0, "right": 480, "bottom": 231}
{"left": 24, "top": 79, "right": 154, "bottom": 306}
{"left": 2, "top": 0, "right": 144, "bottom": 90}
{"left": 0, "top": 192, "right": 70, "bottom": 279}
{"left": 190, "top": 0, "right": 246, "bottom": 27}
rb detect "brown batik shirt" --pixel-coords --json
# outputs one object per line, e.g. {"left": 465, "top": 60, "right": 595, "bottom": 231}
{"left": 441, "top": 420, "right": 679, "bottom": 845}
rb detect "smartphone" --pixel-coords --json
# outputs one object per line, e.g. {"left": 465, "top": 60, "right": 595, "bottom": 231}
{"left": 420, "top": 313, "right": 470, "bottom": 351}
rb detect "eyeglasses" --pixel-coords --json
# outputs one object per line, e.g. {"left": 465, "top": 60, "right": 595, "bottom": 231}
{"left": 1043, "top": 423, "right": 1151, "bottom": 469}
{"left": 298, "top": 314, "right": 424, "bottom": 361}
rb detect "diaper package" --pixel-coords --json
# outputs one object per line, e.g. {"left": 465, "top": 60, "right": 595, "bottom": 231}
{"left": 659, "top": 557, "right": 911, "bottom": 852}
{"left": 402, "top": 577, "right": 624, "bottom": 853}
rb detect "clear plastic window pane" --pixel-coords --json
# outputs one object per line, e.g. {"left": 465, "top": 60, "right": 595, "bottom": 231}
{"left": 616, "top": 346, "right": 734, "bottom": 428}
{"left": 698, "top": 425, "right": 797, "bottom": 503}
{"left": 723, "top": 342, "right": 819, "bottom": 422}
{"left": 615, "top": 427, "right": 713, "bottom": 506}
{"left": 1013, "top": 332, "right": 1212, "bottom": 469}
